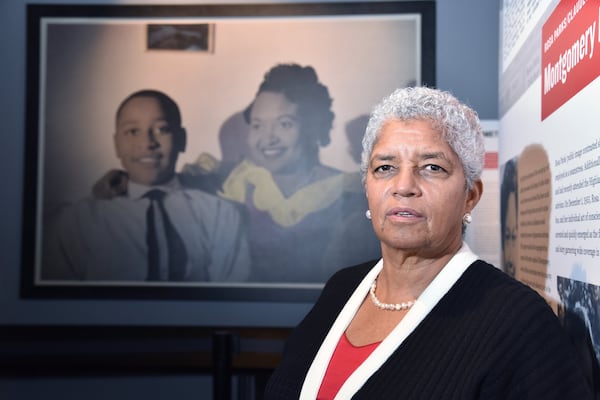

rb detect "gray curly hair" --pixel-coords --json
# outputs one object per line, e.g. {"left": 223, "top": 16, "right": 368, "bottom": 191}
{"left": 360, "top": 86, "right": 485, "bottom": 190}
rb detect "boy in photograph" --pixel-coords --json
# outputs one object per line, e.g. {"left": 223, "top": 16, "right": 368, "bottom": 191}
{"left": 42, "top": 89, "right": 251, "bottom": 282}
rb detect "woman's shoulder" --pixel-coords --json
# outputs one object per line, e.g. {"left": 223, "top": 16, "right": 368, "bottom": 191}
{"left": 290, "top": 260, "right": 378, "bottom": 340}
{"left": 466, "top": 260, "right": 541, "bottom": 292}
{"left": 327, "top": 259, "right": 379, "bottom": 284}
{"left": 464, "top": 260, "right": 541, "bottom": 295}
{"left": 316, "top": 259, "right": 379, "bottom": 302}
{"left": 460, "top": 259, "right": 557, "bottom": 320}
{"left": 455, "top": 261, "right": 596, "bottom": 399}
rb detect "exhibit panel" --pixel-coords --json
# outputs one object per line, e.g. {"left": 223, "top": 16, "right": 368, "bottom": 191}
{"left": 499, "top": 0, "right": 600, "bottom": 362}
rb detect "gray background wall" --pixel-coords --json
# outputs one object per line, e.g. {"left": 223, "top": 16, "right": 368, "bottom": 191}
{"left": 0, "top": 0, "right": 498, "bottom": 397}
{"left": 0, "top": 0, "right": 498, "bottom": 329}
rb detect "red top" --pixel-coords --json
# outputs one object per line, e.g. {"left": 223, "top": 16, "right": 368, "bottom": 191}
{"left": 317, "top": 333, "right": 381, "bottom": 399}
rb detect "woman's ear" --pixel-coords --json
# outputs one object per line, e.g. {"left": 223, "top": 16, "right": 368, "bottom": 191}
{"left": 465, "top": 179, "right": 483, "bottom": 213}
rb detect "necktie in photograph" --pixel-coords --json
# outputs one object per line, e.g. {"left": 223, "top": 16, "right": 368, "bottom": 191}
{"left": 144, "top": 189, "right": 188, "bottom": 281}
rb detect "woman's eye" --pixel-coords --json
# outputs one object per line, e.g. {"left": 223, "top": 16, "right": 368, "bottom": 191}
{"left": 374, "top": 165, "right": 393, "bottom": 173}
{"left": 424, "top": 164, "right": 445, "bottom": 173}
{"left": 126, "top": 128, "right": 139, "bottom": 136}
{"left": 279, "top": 119, "right": 295, "bottom": 130}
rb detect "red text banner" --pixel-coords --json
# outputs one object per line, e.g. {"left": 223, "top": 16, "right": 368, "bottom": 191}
{"left": 542, "top": 0, "right": 600, "bottom": 120}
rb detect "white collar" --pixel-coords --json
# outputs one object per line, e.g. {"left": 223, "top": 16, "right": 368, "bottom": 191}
{"left": 300, "top": 243, "right": 478, "bottom": 400}
{"left": 128, "top": 176, "right": 180, "bottom": 200}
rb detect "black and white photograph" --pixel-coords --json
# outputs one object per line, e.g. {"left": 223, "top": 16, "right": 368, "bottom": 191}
{"left": 22, "top": 2, "right": 435, "bottom": 301}
{"left": 557, "top": 274, "right": 600, "bottom": 365}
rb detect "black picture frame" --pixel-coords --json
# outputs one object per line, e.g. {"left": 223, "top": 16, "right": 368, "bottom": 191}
{"left": 21, "top": 2, "right": 435, "bottom": 302}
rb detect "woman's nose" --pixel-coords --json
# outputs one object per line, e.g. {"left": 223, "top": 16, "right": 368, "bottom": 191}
{"left": 264, "top": 123, "right": 280, "bottom": 143}
{"left": 392, "top": 168, "right": 421, "bottom": 197}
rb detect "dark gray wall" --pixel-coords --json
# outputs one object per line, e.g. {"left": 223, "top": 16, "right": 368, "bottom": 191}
{"left": 437, "top": 0, "right": 499, "bottom": 117}
{"left": 0, "top": 0, "right": 499, "bottom": 328}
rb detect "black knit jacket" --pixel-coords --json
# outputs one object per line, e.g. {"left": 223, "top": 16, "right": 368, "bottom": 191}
{"left": 264, "top": 260, "right": 595, "bottom": 399}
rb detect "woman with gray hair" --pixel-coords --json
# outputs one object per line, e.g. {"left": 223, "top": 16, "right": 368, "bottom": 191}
{"left": 264, "top": 87, "right": 593, "bottom": 399}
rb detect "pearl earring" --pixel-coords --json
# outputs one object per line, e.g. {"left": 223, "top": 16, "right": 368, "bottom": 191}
{"left": 462, "top": 213, "right": 472, "bottom": 225}
{"left": 365, "top": 210, "right": 372, "bottom": 220}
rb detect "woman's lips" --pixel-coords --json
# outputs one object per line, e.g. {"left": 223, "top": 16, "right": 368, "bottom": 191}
{"left": 260, "top": 147, "right": 286, "bottom": 158}
{"left": 386, "top": 207, "right": 423, "bottom": 219}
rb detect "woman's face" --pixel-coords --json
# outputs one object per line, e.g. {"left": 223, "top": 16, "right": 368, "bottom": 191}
{"left": 365, "top": 119, "right": 481, "bottom": 257}
{"left": 247, "top": 91, "right": 304, "bottom": 174}
{"left": 503, "top": 191, "right": 518, "bottom": 276}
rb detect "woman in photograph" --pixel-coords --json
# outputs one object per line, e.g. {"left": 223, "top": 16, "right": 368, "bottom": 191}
{"left": 94, "top": 64, "right": 381, "bottom": 282}
{"left": 264, "top": 86, "right": 594, "bottom": 399}
{"left": 211, "top": 63, "right": 380, "bottom": 282}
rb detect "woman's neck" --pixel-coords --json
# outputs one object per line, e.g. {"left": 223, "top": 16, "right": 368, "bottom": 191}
{"left": 378, "top": 243, "right": 462, "bottom": 300}
{"left": 272, "top": 151, "right": 341, "bottom": 198}
{"left": 272, "top": 163, "right": 319, "bottom": 197}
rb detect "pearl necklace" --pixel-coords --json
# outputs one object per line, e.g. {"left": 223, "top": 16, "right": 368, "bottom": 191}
{"left": 369, "top": 279, "right": 415, "bottom": 311}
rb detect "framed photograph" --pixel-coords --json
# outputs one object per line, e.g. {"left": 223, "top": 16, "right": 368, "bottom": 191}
{"left": 22, "top": 2, "right": 435, "bottom": 302}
